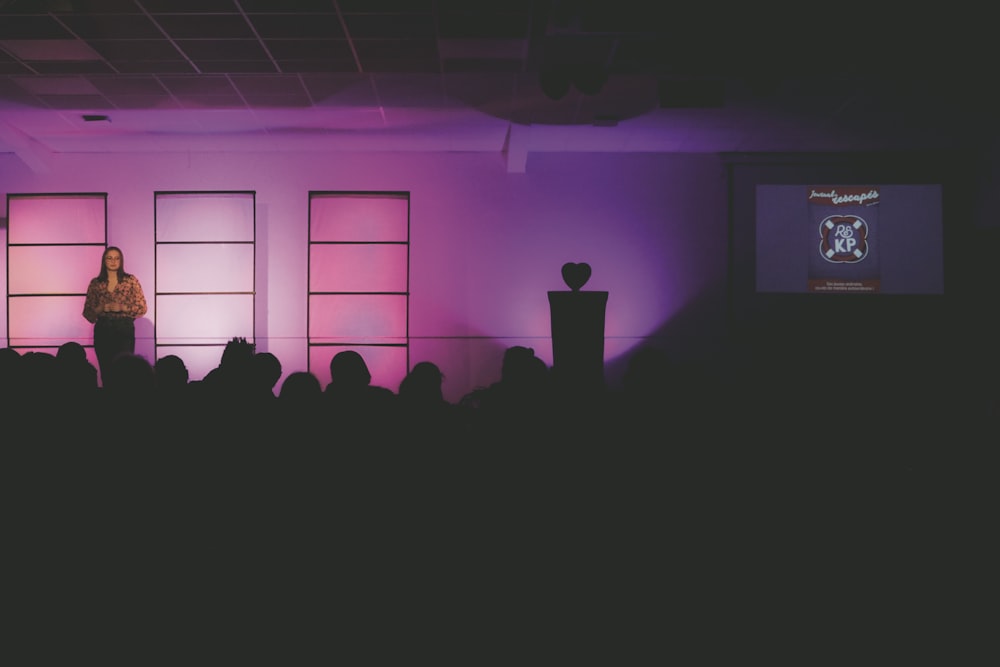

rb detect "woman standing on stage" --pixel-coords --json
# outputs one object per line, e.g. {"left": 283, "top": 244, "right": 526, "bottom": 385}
{"left": 82, "top": 246, "right": 147, "bottom": 387}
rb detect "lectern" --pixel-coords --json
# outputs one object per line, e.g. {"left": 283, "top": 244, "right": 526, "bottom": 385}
{"left": 548, "top": 262, "right": 607, "bottom": 395}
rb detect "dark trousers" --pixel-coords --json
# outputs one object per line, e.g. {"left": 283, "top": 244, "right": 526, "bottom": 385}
{"left": 94, "top": 317, "right": 136, "bottom": 387}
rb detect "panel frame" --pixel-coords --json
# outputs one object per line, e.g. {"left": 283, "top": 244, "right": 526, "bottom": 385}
{"left": 5, "top": 192, "right": 108, "bottom": 356}
{"left": 307, "top": 190, "right": 410, "bottom": 391}
{"left": 153, "top": 190, "right": 256, "bottom": 379}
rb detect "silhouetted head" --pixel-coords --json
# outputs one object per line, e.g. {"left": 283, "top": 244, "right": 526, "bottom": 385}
{"left": 155, "top": 354, "right": 189, "bottom": 388}
{"left": 328, "top": 350, "right": 372, "bottom": 391}
{"left": 279, "top": 371, "right": 323, "bottom": 401}
{"left": 0, "top": 347, "right": 24, "bottom": 377}
{"left": 105, "top": 352, "right": 155, "bottom": 396}
{"left": 56, "top": 341, "right": 88, "bottom": 365}
{"left": 21, "top": 351, "right": 58, "bottom": 397}
{"left": 220, "top": 336, "right": 255, "bottom": 369}
{"left": 0, "top": 347, "right": 25, "bottom": 399}
{"left": 398, "top": 361, "right": 445, "bottom": 403}
{"left": 54, "top": 341, "right": 98, "bottom": 393}
{"left": 252, "top": 351, "right": 283, "bottom": 391}
{"left": 501, "top": 345, "right": 548, "bottom": 388}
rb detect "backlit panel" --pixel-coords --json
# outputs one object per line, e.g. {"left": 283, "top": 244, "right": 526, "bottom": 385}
{"left": 156, "top": 243, "right": 255, "bottom": 293}
{"left": 8, "top": 245, "right": 98, "bottom": 295}
{"left": 310, "top": 193, "right": 408, "bottom": 242}
{"left": 309, "top": 243, "right": 408, "bottom": 293}
{"left": 156, "top": 294, "right": 254, "bottom": 345}
{"left": 154, "top": 191, "right": 255, "bottom": 360}
{"left": 8, "top": 296, "right": 93, "bottom": 345}
{"left": 156, "top": 192, "right": 255, "bottom": 242}
{"left": 308, "top": 294, "right": 406, "bottom": 343}
{"left": 7, "top": 195, "right": 106, "bottom": 244}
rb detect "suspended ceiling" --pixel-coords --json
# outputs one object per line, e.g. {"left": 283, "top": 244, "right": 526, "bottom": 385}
{"left": 0, "top": 0, "right": 995, "bottom": 170}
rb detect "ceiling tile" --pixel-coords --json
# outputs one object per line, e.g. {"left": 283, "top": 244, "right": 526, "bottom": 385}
{"left": 89, "top": 39, "right": 182, "bottom": 61}
{"left": 436, "top": 12, "right": 533, "bottom": 39}
{"left": 38, "top": 93, "right": 113, "bottom": 109}
{"left": 240, "top": 0, "right": 337, "bottom": 11}
{"left": 0, "top": 15, "right": 73, "bottom": 39}
{"left": 30, "top": 61, "right": 118, "bottom": 75}
{"left": 59, "top": 14, "right": 164, "bottom": 40}
{"left": 113, "top": 61, "right": 198, "bottom": 74}
{"left": 264, "top": 39, "right": 354, "bottom": 61}
{"left": 89, "top": 75, "right": 167, "bottom": 95}
{"left": 175, "top": 39, "right": 271, "bottom": 61}
{"left": 140, "top": 0, "right": 240, "bottom": 12}
{"left": 158, "top": 75, "right": 239, "bottom": 96}
{"left": 196, "top": 61, "right": 279, "bottom": 74}
{"left": 248, "top": 14, "right": 344, "bottom": 39}
{"left": 152, "top": 14, "right": 256, "bottom": 40}
{"left": 341, "top": 14, "right": 436, "bottom": 39}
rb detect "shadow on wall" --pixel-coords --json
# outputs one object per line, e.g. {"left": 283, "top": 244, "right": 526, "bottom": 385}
{"left": 603, "top": 279, "right": 729, "bottom": 392}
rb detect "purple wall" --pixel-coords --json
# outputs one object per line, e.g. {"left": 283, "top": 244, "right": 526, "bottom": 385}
{"left": 1, "top": 150, "right": 728, "bottom": 402}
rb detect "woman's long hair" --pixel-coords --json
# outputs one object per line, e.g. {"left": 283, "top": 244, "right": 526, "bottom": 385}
{"left": 95, "top": 245, "right": 132, "bottom": 282}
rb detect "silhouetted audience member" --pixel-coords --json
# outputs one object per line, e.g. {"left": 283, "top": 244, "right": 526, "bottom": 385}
{"left": 104, "top": 352, "right": 156, "bottom": 396}
{"left": 462, "top": 345, "right": 553, "bottom": 441}
{"left": 323, "top": 350, "right": 398, "bottom": 440}
{"left": 0, "top": 347, "right": 25, "bottom": 411}
{"left": 12, "top": 351, "right": 60, "bottom": 431}
{"left": 197, "top": 337, "right": 256, "bottom": 403}
{"left": 252, "top": 351, "right": 283, "bottom": 401}
{"left": 397, "top": 360, "right": 468, "bottom": 442}
{"left": 100, "top": 352, "right": 157, "bottom": 428}
{"left": 276, "top": 370, "right": 325, "bottom": 433}
{"left": 279, "top": 370, "right": 323, "bottom": 404}
{"left": 21, "top": 351, "right": 59, "bottom": 404}
{"left": 54, "top": 341, "right": 100, "bottom": 403}
{"left": 154, "top": 354, "right": 192, "bottom": 410}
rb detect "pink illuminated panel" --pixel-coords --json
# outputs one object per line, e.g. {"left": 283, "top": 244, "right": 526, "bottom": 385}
{"left": 156, "top": 294, "right": 254, "bottom": 345}
{"left": 307, "top": 192, "right": 409, "bottom": 383}
{"left": 8, "top": 195, "right": 105, "bottom": 244}
{"left": 154, "top": 191, "right": 255, "bottom": 358}
{"left": 8, "top": 245, "right": 97, "bottom": 295}
{"left": 309, "top": 244, "right": 408, "bottom": 293}
{"left": 309, "top": 345, "right": 408, "bottom": 393}
{"left": 308, "top": 294, "right": 407, "bottom": 344}
{"left": 156, "top": 192, "right": 254, "bottom": 242}
{"left": 8, "top": 296, "right": 94, "bottom": 346}
{"left": 310, "top": 193, "right": 408, "bottom": 242}
{"left": 157, "top": 244, "right": 254, "bottom": 293}
{"left": 6, "top": 193, "right": 105, "bottom": 352}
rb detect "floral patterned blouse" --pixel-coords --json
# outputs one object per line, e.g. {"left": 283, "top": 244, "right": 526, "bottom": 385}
{"left": 82, "top": 273, "right": 148, "bottom": 324}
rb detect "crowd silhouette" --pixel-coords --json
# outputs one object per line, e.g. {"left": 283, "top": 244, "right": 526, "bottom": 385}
{"left": 2, "top": 333, "right": 995, "bottom": 656}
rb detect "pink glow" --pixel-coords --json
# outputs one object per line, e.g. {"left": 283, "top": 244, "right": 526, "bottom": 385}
{"left": 9, "top": 296, "right": 93, "bottom": 346}
{"left": 3, "top": 151, "right": 729, "bottom": 402}
{"left": 155, "top": 193, "right": 254, "bottom": 242}
{"left": 309, "top": 244, "right": 408, "bottom": 293}
{"left": 308, "top": 294, "right": 407, "bottom": 343}
{"left": 8, "top": 194, "right": 105, "bottom": 244}
{"left": 310, "top": 193, "right": 408, "bottom": 242}
{"left": 8, "top": 245, "right": 96, "bottom": 294}
{"left": 157, "top": 244, "right": 254, "bottom": 293}
{"left": 155, "top": 294, "right": 254, "bottom": 345}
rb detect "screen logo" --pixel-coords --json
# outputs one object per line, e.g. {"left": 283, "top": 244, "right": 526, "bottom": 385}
{"left": 819, "top": 215, "right": 869, "bottom": 263}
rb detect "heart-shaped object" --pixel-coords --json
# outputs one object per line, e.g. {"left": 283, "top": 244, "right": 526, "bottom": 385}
{"left": 561, "top": 262, "right": 592, "bottom": 291}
